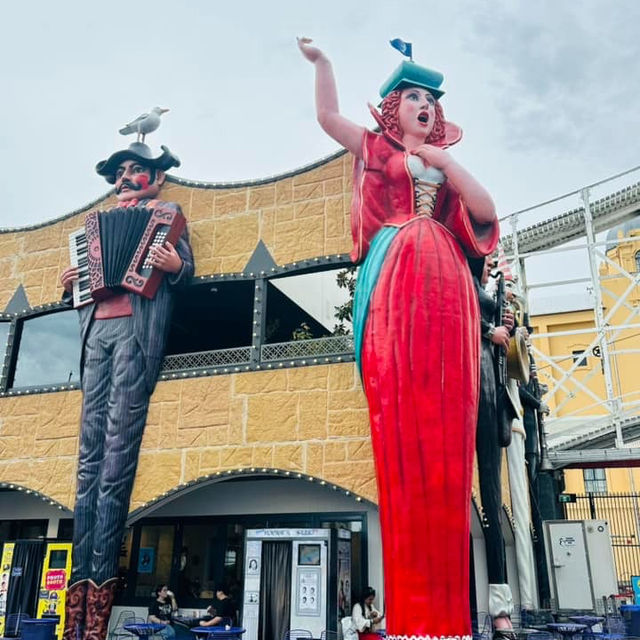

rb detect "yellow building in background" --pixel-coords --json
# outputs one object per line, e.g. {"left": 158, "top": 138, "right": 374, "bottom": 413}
{"left": 528, "top": 218, "right": 640, "bottom": 588}
{"left": 530, "top": 218, "right": 640, "bottom": 493}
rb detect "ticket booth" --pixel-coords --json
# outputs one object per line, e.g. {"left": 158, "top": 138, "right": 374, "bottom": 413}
{"left": 242, "top": 528, "right": 351, "bottom": 640}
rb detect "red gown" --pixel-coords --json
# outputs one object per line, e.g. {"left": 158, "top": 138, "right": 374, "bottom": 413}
{"left": 352, "top": 129, "right": 499, "bottom": 639}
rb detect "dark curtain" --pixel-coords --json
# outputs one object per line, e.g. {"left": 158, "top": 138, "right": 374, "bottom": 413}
{"left": 5, "top": 540, "right": 44, "bottom": 635}
{"left": 258, "top": 541, "right": 292, "bottom": 640}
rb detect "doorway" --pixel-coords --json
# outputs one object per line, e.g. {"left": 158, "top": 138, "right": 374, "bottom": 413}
{"left": 258, "top": 542, "right": 291, "bottom": 640}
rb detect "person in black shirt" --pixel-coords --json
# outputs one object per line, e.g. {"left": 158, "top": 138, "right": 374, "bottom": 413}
{"left": 148, "top": 585, "right": 178, "bottom": 639}
{"left": 200, "top": 584, "right": 236, "bottom": 627}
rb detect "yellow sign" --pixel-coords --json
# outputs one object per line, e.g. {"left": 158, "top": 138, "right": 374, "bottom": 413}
{"left": 36, "top": 543, "right": 72, "bottom": 640}
{"left": 0, "top": 542, "right": 15, "bottom": 636}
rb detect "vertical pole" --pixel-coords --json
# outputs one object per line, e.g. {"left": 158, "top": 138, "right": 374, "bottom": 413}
{"left": 251, "top": 278, "right": 267, "bottom": 368}
{"left": 1, "top": 319, "right": 20, "bottom": 391}
{"left": 581, "top": 187, "right": 624, "bottom": 447}
{"left": 510, "top": 213, "right": 525, "bottom": 294}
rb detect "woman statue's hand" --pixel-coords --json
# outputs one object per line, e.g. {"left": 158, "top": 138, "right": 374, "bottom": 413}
{"left": 297, "top": 37, "right": 326, "bottom": 64}
{"left": 411, "top": 144, "right": 453, "bottom": 171}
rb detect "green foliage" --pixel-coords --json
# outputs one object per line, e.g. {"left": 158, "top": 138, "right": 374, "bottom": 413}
{"left": 291, "top": 322, "right": 313, "bottom": 341}
{"left": 333, "top": 266, "right": 357, "bottom": 336}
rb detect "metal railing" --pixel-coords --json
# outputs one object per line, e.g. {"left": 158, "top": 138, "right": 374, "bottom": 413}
{"left": 161, "top": 346, "right": 252, "bottom": 372}
{"left": 158, "top": 337, "right": 355, "bottom": 374}
{"left": 497, "top": 166, "right": 640, "bottom": 451}
{"left": 566, "top": 492, "right": 640, "bottom": 590}
{"left": 261, "top": 335, "right": 354, "bottom": 362}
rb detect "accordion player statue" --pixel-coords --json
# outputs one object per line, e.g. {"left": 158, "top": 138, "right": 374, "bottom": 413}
{"left": 59, "top": 127, "right": 194, "bottom": 640}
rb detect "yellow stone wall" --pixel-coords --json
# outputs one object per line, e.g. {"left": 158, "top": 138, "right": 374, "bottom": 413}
{"left": 0, "top": 150, "right": 522, "bottom": 517}
{"left": 0, "top": 363, "right": 374, "bottom": 509}
{"left": 0, "top": 153, "right": 382, "bottom": 511}
{"left": 0, "top": 152, "right": 353, "bottom": 310}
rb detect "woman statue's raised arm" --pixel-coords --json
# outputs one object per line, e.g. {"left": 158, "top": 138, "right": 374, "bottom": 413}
{"left": 297, "top": 38, "right": 364, "bottom": 157}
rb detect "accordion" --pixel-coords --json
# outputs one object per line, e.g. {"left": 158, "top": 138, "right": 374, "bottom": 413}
{"left": 69, "top": 204, "right": 186, "bottom": 308}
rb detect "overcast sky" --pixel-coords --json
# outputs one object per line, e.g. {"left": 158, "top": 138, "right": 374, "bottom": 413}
{"left": 1, "top": 0, "right": 638, "bottom": 234}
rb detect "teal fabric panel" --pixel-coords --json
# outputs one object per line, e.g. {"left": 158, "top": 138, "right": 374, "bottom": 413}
{"left": 353, "top": 226, "right": 399, "bottom": 374}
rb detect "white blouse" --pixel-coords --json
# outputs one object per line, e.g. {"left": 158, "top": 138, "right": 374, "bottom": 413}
{"left": 351, "top": 602, "right": 382, "bottom": 633}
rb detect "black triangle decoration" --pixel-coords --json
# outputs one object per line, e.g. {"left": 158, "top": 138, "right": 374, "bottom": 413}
{"left": 4, "top": 284, "right": 30, "bottom": 314}
{"left": 244, "top": 240, "right": 277, "bottom": 275}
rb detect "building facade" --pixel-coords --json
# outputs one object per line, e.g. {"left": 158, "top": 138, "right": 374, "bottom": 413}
{"left": 0, "top": 149, "right": 531, "bottom": 627}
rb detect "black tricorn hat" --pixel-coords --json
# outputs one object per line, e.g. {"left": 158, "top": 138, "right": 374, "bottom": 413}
{"left": 95, "top": 142, "right": 180, "bottom": 184}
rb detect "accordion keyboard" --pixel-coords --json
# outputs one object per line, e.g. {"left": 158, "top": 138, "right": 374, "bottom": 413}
{"left": 69, "top": 228, "right": 93, "bottom": 307}
{"left": 141, "top": 229, "right": 169, "bottom": 270}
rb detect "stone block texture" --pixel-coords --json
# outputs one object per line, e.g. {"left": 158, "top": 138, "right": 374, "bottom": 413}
{"left": 0, "top": 153, "right": 383, "bottom": 509}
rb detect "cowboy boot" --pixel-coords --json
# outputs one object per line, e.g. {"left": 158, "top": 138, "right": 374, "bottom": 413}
{"left": 63, "top": 580, "right": 89, "bottom": 640}
{"left": 84, "top": 578, "right": 119, "bottom": 640}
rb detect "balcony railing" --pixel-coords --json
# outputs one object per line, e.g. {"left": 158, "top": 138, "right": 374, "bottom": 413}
{"left": 261, "top": 335, "right": 354, "bottom": 362}
{"left": 159, "top": 336, "right": 355, "bottom": 375}
{"left": 161, "top": 346, "right": 252, "bottom": 372}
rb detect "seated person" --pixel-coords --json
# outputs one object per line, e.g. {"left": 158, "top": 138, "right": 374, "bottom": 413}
{"left": 148, "top": 584, "right": 178, "bottom": 639}
{"left": 351, "top": 587, "right": 384, "bottom": 638}
{"left": 200, "top": 584, "right": 236, "bottom": 627}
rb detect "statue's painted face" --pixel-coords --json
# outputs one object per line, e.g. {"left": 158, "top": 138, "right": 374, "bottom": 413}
{"left": 397, "top": 87, "right": 437, "bottom": 141}
{"left": 114, "top": 160, "right": 164, "bottom": 202}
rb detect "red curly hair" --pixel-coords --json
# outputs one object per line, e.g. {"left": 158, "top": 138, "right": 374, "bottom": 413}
{"left": 380, "top": 88, "right": 446, "bottom": 144}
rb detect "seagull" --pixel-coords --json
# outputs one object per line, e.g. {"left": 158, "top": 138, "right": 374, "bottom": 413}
{"left": 119, "top": 107, "right": 169, "bottom": 142}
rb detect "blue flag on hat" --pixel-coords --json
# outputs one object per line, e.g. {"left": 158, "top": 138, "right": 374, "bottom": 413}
{"left": 390, "top": 38, "right": 413, "bottom": 60}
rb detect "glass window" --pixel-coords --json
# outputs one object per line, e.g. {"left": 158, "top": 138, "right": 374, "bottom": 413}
{"left": 0, "top": 322, "right": 10, "bottom": 367}
{"left": 320, "top": 519, "right": 364, "bottom": 603}
{"left": 165, "top": 281, "right": 254, "bottom": 355}
{"left": 57, "top": 519, "right": 73, "bottom": 541}
{"left": 572, "top": 350, "right": 588, "bottom": 367}
{"left": 635, "top": 251, "right": 640, "bottom": 273}
{"left": 135, "top": 524, "right": 175, "bottom": 598}
{"left": 124, "top": 513, "right": 366, "bottom": 609}
{"left": 119, "top": 528, "right": 133, "bottom": 575}
{"left": 177, "top": 523, "right": 220, "bottom": 602}
{"left": 0, "top": 519, "right": 47, "bottom": 549}
{"left": 11, "top": 311, "right": 81, "bottom": 388}
{"left": 584, "top": 468, "right": 607, "bottom": 493}
{"left": 265, "top": 267, "right": 352, "bottom": 343}
{"left": 222, "top": 524, "right": 244, "bottom": 603}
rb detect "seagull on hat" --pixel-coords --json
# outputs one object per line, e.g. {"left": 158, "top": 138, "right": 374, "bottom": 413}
{"left": 119, "top": 107, "right": 169, "bottom": 142}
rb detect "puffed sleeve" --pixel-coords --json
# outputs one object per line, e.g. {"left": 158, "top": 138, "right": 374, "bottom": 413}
{"left": 436, "top": 182, "right": 500, "bottom": 258}
{"left": 350, "top": 130, "right": 398, "bottom": 263}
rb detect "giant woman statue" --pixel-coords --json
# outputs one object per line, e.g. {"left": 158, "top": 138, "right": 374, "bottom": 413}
{"left": 298, "top": 39, "right": 499, "bottom": 639}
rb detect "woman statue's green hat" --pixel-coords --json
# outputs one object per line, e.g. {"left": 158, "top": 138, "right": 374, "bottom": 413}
{"left": 379, "top": 60, "right": 445, "bottom": 99}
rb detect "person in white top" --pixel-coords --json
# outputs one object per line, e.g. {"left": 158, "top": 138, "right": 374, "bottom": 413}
{"left": 351, "top": 587, "right": 384, "bottom": 637}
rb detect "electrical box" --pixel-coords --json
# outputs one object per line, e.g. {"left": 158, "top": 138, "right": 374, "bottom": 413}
{"left": 543, "top": 520, "right": 618, "bottom": 610}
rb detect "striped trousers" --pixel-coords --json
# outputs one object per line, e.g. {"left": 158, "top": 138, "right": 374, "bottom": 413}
{"left": 71, "top": 316, "right": 156, "bottom": 584}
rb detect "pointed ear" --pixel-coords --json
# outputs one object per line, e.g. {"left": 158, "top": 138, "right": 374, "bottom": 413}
{"left": 156, "top": 170, "right": 166, "bottom": 187}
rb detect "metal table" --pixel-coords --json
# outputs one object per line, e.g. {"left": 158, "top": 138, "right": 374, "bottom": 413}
{"left": 568, "top": 616, "right": 604, "bottom": 632}
{"left": 546, "top": 622, "right": 587, "bottom": 640}
{"left": 190, "top": 627, "right": 246, "bottom": 640}
{"left": 123, "top": 623, "right": 167, "bottom": 638}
